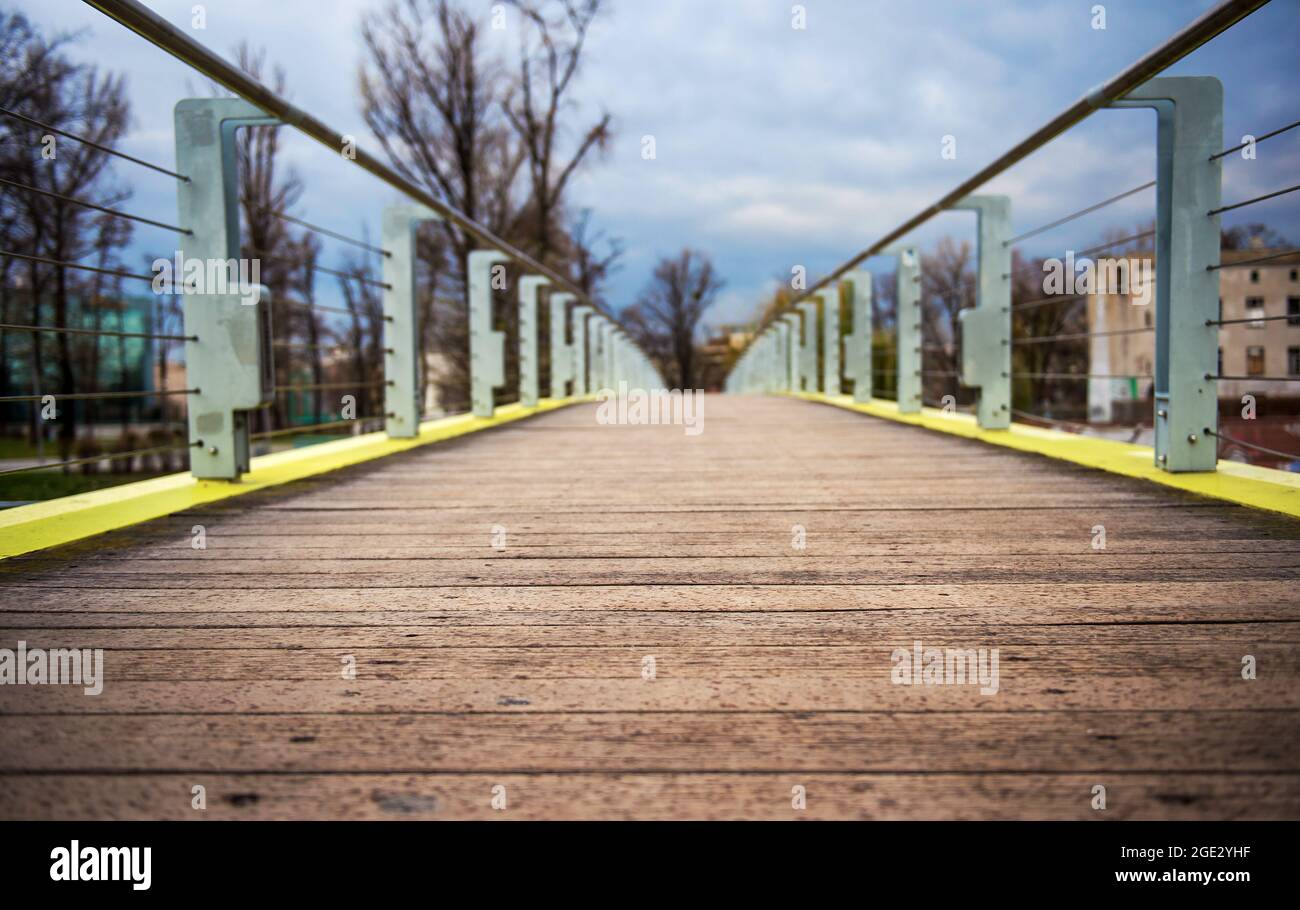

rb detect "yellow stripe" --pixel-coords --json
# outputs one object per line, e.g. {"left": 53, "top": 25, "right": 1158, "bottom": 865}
{"left": 787, "top": 391, "right": 1300, "bottom": 518}
{"left": 0, "top": 398, "right": 582, "bottom": 560}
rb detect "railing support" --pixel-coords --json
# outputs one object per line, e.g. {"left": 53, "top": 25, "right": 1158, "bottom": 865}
{"left": 844, "top": 270, "right": 873, "bottom": 402}
{"left": 174, "top": 98, "right": 277, "bottom": 480}
{"left": 817, "top": 288, "right": 841, "bottom": 396}
{"left": 892, "top": 246, "right": 922, "bottom": 414}
{"left": 518, "top": 275, "right": 549, "bottom": 407}
{"left": 611, "top": 330, "right": 626, "bottom": 386}
{"left": 764, "top": 327, "right": 781, "bottom": 392}
{"left": 781, "top": 313, "right": 801, "bottom": 391}
{"left": 796, "top": 300, "right": 819, "bottom": 391}
{"left": 1111, "top": 76, "right": 1222, "bottom": 472}
{"left": 550, "top": 292, "right": 575, "bottom": 398}
{"left": 382, "top": 205, "right": 438, "bottom": 437}
{"left": 468, "top": 251, "right": 509, "bottom": 418}
{"left": 572, "top": 304, "right": 593, "bottom": 396}
{"left": 954, "top": 194, "right": 1012, "bottom": 429}
{"left": 589, "top": 316, "right": 607, "bottom": 392}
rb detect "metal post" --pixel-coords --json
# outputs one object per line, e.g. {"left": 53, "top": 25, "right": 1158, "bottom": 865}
{"left": 518, "top": 275, "right": 549, "bottom": 407}
{"left": 797, "top": 300, "right": 819, "bottom": 392}
{"left": 468, "top": 250, "right": 509, "bottom": 418}
{"left": 550, "top": 292, "right": 574, "bottom": 398}
{"left": 781, "top": 313, "right": 801, "bottom": 391}
{"left": 770, "top": 320, "right": 786, "bottom": 391}
{"left": 759, "top": 327, "right": 769, "bottom": 390}
{"left": 382, "top": 205, "right": 438, "bottom": 437}
{"left": 893, "top": 246, "right": 922, "bottom": 413}
{"left": 572, "top": 305, "right": 592, "bottom": 396}
{"left": 174, "top": 98, "right": 277, "bottom": 480}
{"left": 818, "top": 287, "right": 841, "bottom": 396}
{"left": 1111, "top": 76, "right": 1222, "bottom": 472}
{"left": 590, "top": 317, "right": 607, "bottom": 393}
{"left": 611, "top": 331, "right": 625, "bottom": 386}
{"left": 844, "top": 270, "right": 873, "bottom": 402}
{"left": 954, "top": 194, "right": 1012, "bottom": 429}
{"left": 600, "top": 318, "right": 614, "bottom": 391}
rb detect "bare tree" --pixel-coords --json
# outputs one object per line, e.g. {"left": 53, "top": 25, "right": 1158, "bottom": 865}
{"left": 228, "top": 43, "right": 306, "bottom": 430}
{"left": 359, "top": 0, "right": 614, "bottom": 411}
{"left": 626, "top": 248, "right": 724, "bottom": 389}
{"left": 1221, "top": 222, "right": 1288, "bottom": 250}
{"left": 338, "top": 253, "right": 387, "bottom": 422}
{"left": 502, "top": 0, "right": 611, "bottom": 266}
{"left": 360, "top": 0, "right": 525, "bottom": 408}
{"left": 0, "top": 12, "right": 133, "bottom": 461}
{"left": 360, "top": 0, "right": 522, "bottom": 271}
{"left": 919, "top": 237, "right": 974, "bottom": 406}
{"left": 564, "top": 206, "right": 622, "bottom": 303}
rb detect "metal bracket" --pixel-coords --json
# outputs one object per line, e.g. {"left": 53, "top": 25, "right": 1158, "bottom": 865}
{"left": 796, "top": 300, "right": 820, "bottom": 391}
{"left": 781, "top": 313, "right": 801, "bottom": 391}
{"left": 382, "top": 205, "right": 439, "bottom": 437}
{"left": 589, "top": 316, "right": 607, "bottom": 392}
{"left": 843, "top": 270, "right": 873, "bottom": 402}
{"left": 1111, "top": 76, "right": 1222, "bottom": 472}
{"left": 764, "top": 326, "right": 782, "bottom": 392}
{"left": 953, "top": 194, "right": 1012, "bottom": 429}
{"left": 518, "top": 275, "right": 549, "bottom": 407}
{"left": 468, "top": 250, "right": 509, "bottom": 418}
{"left": 549, "top": 292, "right": 575, "bottom": 398}
{"left": 891, "top": 246, "right": 922, "bottom": 413}
{"left": 614, "top": 325, "right": 625, "bottom": 388}
{"left": 817, "top": 287, "right": 841, "bottom": 396}
{"left": 174, "top": 98, "right": 278, "bottom": 480}
{"left": 572, "top": 305, "right": 593, "bottom": 396}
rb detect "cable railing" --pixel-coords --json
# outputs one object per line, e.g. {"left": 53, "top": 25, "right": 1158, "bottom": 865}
{"left": 0, "top": 105, "right": 191, "bottom": 182}
{"left": 727, "top": 0, "right": 1300, "bottom": 472}
{"left": 0, "top": 0, "right": 662, "bottom": 496}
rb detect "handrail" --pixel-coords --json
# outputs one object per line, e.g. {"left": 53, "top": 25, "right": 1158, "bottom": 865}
{"left": 79, "top": 0, "right": 637, "bottom": 338}
{"left": 736, "top": 0, "right": 1270, "bottom": 350}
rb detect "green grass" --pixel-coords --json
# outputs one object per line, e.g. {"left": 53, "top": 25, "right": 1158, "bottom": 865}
{"left": 0, "top": 437, "right": 40, "bottom": 459}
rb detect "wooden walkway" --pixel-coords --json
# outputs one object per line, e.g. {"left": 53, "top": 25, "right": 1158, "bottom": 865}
{"left": 2, "top": 395, "right": 1298, "bottom": 819}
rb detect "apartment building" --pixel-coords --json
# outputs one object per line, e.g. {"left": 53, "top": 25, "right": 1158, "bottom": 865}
{"left": 1087, "top": 249, "right": 1300, "bottom": 423}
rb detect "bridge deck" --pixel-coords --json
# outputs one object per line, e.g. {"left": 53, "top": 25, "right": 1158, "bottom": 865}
{"left": 2, "top": 395, "right": 1298, "bottom": 819}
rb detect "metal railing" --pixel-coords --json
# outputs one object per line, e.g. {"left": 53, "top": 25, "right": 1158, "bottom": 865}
{"left": 0, "top": 0, "right": 661, "bottom": 488}
{"left": 727, "top": 0, "right": 1300, "bottom": 474}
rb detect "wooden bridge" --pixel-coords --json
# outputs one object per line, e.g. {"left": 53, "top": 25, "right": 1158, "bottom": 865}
{"left": 2, "top": 395, "right": 1297, "bottom": 820}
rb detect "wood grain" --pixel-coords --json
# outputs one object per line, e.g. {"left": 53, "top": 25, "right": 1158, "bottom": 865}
{"left": 1, "top": 395, "right": 1297, "bottom": 819}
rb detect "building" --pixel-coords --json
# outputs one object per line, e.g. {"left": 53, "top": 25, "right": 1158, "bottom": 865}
{"left": 1, "top": 292, "right": 159, "bottom": 430}
{"left": 699, "top": 324, "right": 754, "bottom": 391}
{"left": 1088, "top": 249, "right": 1300, "bottom": 422}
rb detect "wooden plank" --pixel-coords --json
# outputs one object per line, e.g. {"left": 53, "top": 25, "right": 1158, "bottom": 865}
{"left": 4, "top": 773, "right": 1297, "bottom": 821}
{"left": 0, "top": 642, "right": 1289, "bottom": 681}
{"left": 2, "top": 672, "right": 1296, "bottom": 714}
{"left": 4, "top": 711, "right": 1297, "bottom": 773}
{"left": 2, "top": 620, "right": 1297, "bottom": 649}
{"left": 6, "top": 553, "right": 1298, "bottom": 587}
{"left": 1, "top": 394, "right": 1297, "bottom": 821}
{"left": 3, "top": 581, "right": 1296, "bottom": 618}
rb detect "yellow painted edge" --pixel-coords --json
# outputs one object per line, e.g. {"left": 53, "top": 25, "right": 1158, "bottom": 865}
{"left": 785, "top": 391, "right": 1300, "bottom": 519}
{"left": 0, "top": 397, "right": 585, "bottom": 560}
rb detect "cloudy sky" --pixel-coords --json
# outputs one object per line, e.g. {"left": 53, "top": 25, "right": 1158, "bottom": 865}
{"left": 13, "top": 0, "right": 1300, "bottom": 326}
